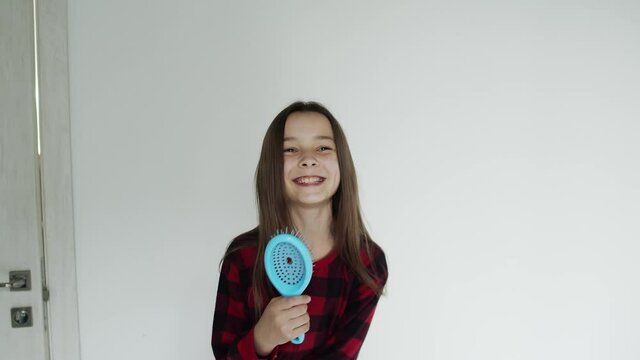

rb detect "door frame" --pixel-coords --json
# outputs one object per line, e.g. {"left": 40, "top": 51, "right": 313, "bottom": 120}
{"left": 36, "top": 0, "right": 81, "bottom": 359}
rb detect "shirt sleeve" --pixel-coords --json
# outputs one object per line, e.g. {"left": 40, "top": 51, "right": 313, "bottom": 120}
{"left": 310, "top": 247, "right": 389, "bottom": 359}
{"left": 211, "top": 253, "right": 266, "bottom": 360}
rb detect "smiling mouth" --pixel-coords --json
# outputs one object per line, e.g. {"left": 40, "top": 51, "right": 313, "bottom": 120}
{"left": 293, "top": 176, "right": 326, "bottom": 185}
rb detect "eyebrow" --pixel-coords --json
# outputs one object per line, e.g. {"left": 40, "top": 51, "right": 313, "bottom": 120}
{"left": 283, "top": 136, "right": 335, "bottom": 141}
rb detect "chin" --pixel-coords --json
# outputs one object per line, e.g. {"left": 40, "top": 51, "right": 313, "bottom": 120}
{"left": 293, "top": 198, "right": 332, "bottom": 208}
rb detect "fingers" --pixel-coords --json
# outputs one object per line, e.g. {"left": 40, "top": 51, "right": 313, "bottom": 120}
{"left": 274, "top": 296, "right": 308, "bottom": 323}
{"left": 290, "top": 318, "right": 310, "bottom": 341}
{"left": 261, "top": 296, "right": 312, "bottom": 343}
{"left": 270, "top": 295, "right": 311, "bottom": 311}
{"left": 283, "top": 303, "right": 308, "bottom": 319}
{"left": 291, "top": 321, "right": 310, "bottom": 338}
{"left": 290, "top": 311, "right": 310, "bottom": 332}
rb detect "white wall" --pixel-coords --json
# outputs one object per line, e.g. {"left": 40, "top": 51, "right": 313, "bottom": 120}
{"left": 68, "top": 1, "right": 640, "bottom": 359}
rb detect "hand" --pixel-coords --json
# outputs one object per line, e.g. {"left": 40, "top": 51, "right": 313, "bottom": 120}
{"left": 254, "top": 295, "right": 311, "bottom": 356}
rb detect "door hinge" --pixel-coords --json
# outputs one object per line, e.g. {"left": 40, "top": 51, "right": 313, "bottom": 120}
{"left": 42, "top": 286, "right": 50, "bottom": 302}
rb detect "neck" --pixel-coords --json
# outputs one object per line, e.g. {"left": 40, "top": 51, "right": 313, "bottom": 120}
{"left": 289, "top": 202, "right": 335, "bottom": 259}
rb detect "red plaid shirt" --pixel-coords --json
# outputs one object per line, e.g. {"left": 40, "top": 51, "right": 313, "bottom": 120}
{"left": 211, "top": 228, "right": 388, "bottom": 359}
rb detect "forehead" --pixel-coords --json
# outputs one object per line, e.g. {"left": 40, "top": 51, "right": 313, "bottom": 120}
{"left": 283, "top": 112, "right": 334, "bottom": 139}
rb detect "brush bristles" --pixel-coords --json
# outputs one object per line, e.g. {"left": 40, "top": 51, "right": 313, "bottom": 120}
{"left": 273, "top": 227, "right": 302, "bottom": 239}
{"left": 271, "top": 227, "right": 314, "bottom": 259}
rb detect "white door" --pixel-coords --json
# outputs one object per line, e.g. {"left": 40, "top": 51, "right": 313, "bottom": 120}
{"left": 0, "top": 0, "right": 50, "bottom": 359}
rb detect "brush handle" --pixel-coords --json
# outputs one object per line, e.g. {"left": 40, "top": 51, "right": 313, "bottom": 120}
{"left": 292, "top": 334, "right": 304, "bottom": 345}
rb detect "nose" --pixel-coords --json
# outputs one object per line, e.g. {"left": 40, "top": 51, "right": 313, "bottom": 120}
{"left": 299, "top": 154, "right": 318, "bottom": 167}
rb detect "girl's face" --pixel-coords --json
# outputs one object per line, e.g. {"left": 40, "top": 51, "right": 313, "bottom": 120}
{"left": 283, "top": 111, "right": 341, "bottom": 209}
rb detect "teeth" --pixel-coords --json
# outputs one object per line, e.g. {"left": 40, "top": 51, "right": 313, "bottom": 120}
{"left": 295, "top": 176, "right": 324, "bottom": 184}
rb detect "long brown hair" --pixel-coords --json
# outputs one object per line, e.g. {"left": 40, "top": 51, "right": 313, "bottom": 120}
{"left": 223, "top": 101, "right": 385, "bottom": 318}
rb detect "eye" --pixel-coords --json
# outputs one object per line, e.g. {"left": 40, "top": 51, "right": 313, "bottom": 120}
{"left": 283, "top": 148, "right": 297, "bottom": 153}
{"left": 318, "top": 146, "right": 333, "bottom": 152}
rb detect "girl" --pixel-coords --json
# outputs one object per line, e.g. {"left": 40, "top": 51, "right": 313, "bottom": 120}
{"left": 211, "top": 101, "right": 388, "bottom": 359}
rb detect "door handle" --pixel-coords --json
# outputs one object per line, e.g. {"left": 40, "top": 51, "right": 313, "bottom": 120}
{"left": 0, "top": 270, "right": 31, "bottom": 291}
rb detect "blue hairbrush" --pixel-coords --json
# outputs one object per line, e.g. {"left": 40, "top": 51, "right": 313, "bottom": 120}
{"left": 264, "top": 229, "right": 313, "bottom": 344}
